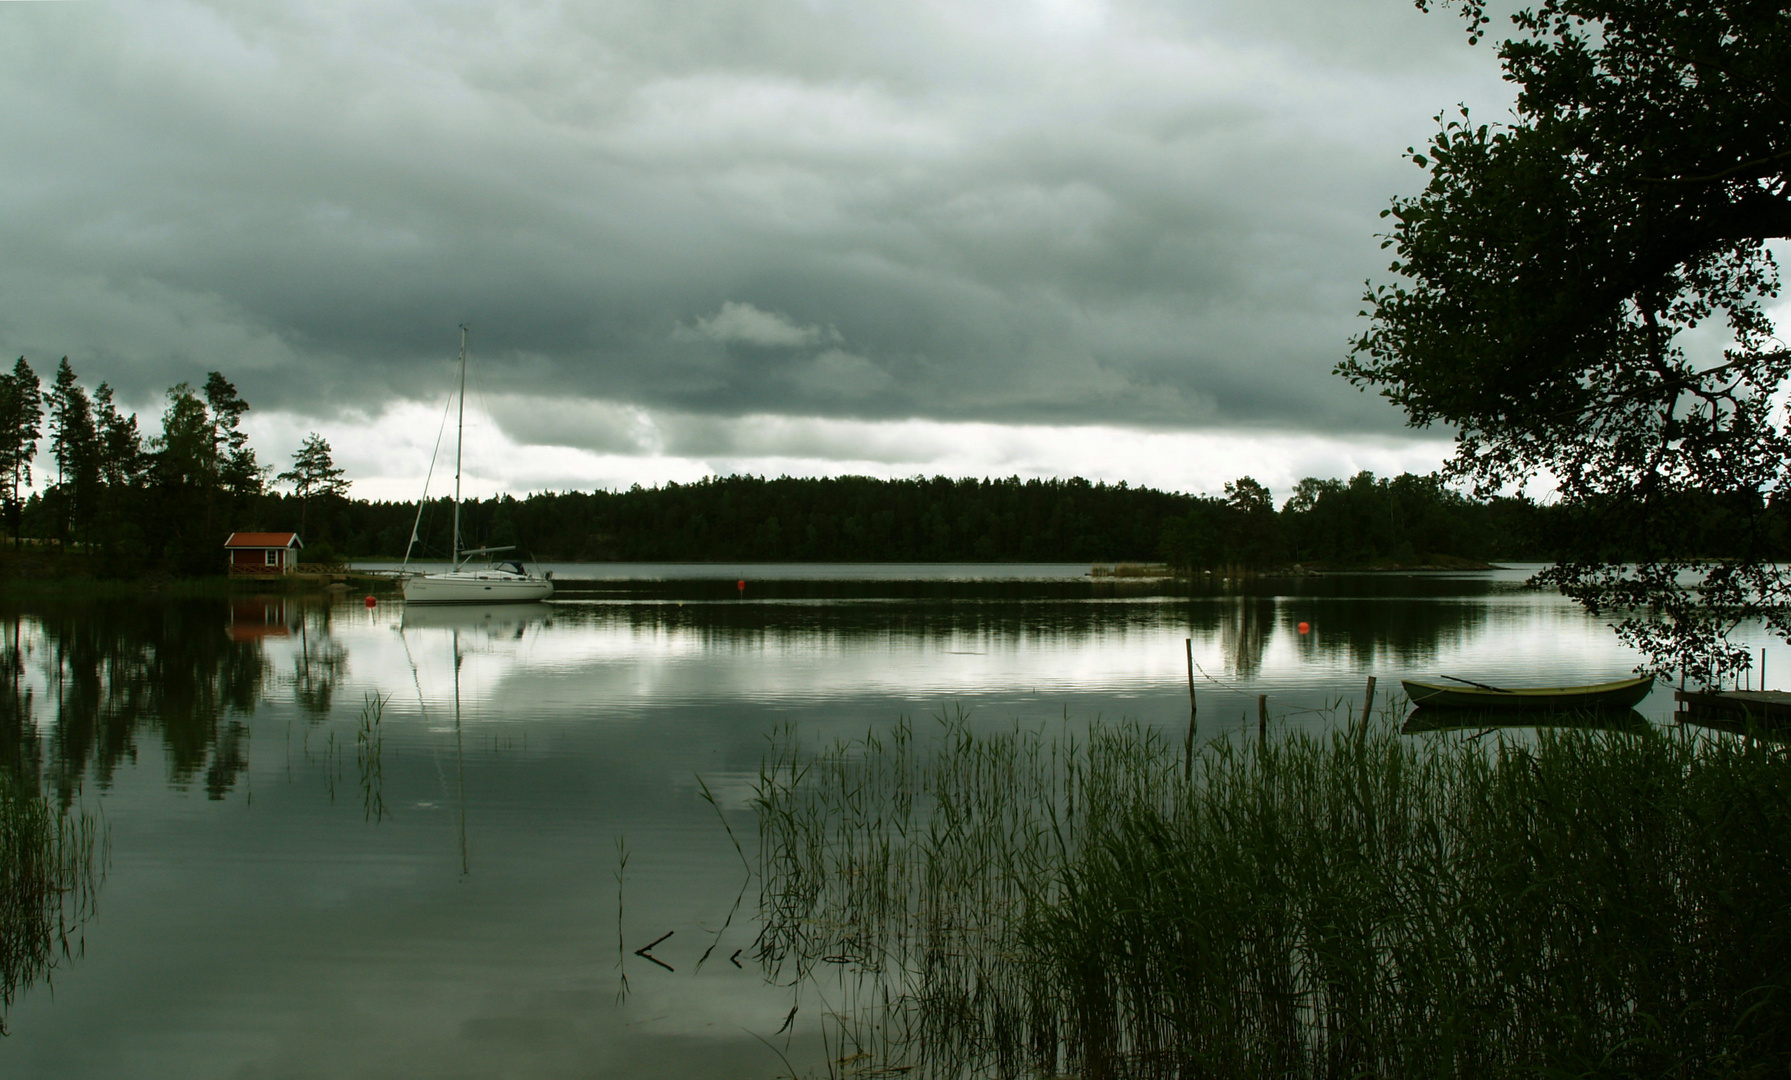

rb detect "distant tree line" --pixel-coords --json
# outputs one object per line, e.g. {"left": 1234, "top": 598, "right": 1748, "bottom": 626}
{"left": 261, "top": 473, "right": 1791, "bottom": 570}
{"left": 9, "top": 356, "right": 1787, "bottom": 576}
{"left": 1159, "top": 473, "right": 1791, "bottom": 571}
{"left": 1159, "top": 473, "right": 1547, "bottom": 570}
{"left": 335, "top": 475, "right": 1196, "bottom": 564}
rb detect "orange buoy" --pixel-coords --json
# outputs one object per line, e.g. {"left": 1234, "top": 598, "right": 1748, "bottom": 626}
{"left": 1297, "top": 621, "right": 1310, "bottom": 634}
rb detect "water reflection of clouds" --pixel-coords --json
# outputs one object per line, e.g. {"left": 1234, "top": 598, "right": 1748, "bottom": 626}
{"left": 294, "top": 586, "right": 1666, "bottom": 723}
{"left": 371, "top": 618, "right": 1195, "bottom": 714}
{"left": 5, "top": 583, "right": 1668, "bottom": 737}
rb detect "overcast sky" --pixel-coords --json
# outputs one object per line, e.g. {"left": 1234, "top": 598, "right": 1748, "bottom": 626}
{"left": 1, "top": 0, "right": 1523, "bottom": 501}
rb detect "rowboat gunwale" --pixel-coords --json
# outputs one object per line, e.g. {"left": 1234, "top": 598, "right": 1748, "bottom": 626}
{"left": 1401, "top": 675, "right": 1655, "bottom": 711}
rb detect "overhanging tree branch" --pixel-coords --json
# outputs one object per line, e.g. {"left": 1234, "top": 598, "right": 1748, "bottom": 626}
{"left": 1347, "top": 0, "right": 1791, "bottom": 683}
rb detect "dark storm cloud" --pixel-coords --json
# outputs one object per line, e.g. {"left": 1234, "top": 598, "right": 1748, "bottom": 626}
{"left": 0, "top": 0, "right": 1506, "bottom": 437}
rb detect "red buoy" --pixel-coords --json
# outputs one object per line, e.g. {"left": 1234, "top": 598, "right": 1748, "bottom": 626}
{"left": 1297, "top": 621, "right": 1310, "bottom": 634}
{"left": 737, "top": 579, "right": 746, "bottom": 592}
{"left": 365, "top": 596, "right": 378, "bottom": 608}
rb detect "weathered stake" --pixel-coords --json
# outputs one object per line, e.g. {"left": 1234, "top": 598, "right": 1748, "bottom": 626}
{"left": 1257, "top": 694, "right": 1268, "bottom": 743}
{"left": 1360, "top": 675, "right": 1377, "bottom": 729}
{"left": 1184, "top": 638, "right": 1197, "bottom": 782}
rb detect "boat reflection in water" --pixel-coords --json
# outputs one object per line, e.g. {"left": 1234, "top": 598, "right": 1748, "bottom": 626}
{"left": 396, "top": 600, "right": 553, "bottom": 877}
{"left": 1403, "top": 706, "right": 1652, "bottom": 736}
{"left": 398, "top": 601, "right": 554, "bottom": 635}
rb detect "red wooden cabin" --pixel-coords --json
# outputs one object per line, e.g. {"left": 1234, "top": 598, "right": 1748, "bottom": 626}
{"left": 223, "top": 532, "right": 303, "bottom": 575}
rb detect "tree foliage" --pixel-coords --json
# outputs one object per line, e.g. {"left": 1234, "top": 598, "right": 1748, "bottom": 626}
{"left": 0, "top": 363, "right": 276, "bottom": 573}
{"left": 0, "top": 359, "right": 42, "bottom": 547}
{"left": 276, "top": 433, "right": 348, "bottom": 502}
{"left": 1343, "top": 0, "right": 1791, "bottom": 684}
{"left": 276, "top": 433, "right": 349, "bottom": 535}
{"left": 1157, "top": 471, "right": 1546, "bottom": 572}
{"left": 44, "top": 359, "right": 97, "bottom": 545}
{"left": 203, "top": 372, "right": 262, "bottom": 501}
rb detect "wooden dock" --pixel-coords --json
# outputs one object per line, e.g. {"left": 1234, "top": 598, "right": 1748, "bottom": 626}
{"left": 1674, "top": 689, "right": 1791, "bottom": 727}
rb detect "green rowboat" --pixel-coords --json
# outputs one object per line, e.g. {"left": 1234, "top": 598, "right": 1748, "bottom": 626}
{"left": 1401, "top": 675, "right": 1655, "bottom": 711}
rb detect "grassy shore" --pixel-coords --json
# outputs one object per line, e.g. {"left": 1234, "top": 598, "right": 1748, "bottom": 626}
{"left": 0, "top": 546, "right": 399, "bottom": 597}
{"left": 754, "top": 710, "right": 1791, "bottom": 1079}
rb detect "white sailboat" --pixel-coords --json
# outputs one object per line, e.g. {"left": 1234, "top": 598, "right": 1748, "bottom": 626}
{"left": 401, "top": 327, "right": 554, "bottom": 605}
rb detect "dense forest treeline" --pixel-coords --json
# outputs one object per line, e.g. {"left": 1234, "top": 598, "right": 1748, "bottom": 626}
{"left": 299, "top": 473, "right": 1551, "bottom": 566}
{"left": 5, "top": 356, "right": 1789, "bottom": 575}
{"left": 325, "top": 473, "right": 1787, "bottom": 567}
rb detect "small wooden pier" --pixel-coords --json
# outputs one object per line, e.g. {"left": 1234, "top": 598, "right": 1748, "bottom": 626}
{"left": 1674, "top": 689, "right": 1791, "bottom": 729}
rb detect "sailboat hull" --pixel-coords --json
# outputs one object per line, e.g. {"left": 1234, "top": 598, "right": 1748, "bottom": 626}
{"left": 401, "top": 572, "right": 553, "bottom": 604}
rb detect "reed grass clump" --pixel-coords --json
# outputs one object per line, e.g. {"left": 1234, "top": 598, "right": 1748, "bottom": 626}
{"left": 356, "top": 691, "right": 388, "bottom": 823}
{"left": 754, "top": 713, "right": 1791, "bottom": 1079}
{"left": 1, "top": 773, "right": 104, "bottom": 1033}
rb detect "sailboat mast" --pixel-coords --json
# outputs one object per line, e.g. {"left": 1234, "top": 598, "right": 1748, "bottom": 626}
{"left": 452, "top": 324, "right": 467, "bottom": 567}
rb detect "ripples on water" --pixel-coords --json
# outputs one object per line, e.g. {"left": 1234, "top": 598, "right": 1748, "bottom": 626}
{"left": 0, "top": 565, "right": 1749, "bottom": 1076}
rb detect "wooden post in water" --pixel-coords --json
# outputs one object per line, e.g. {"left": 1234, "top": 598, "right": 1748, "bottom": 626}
{"left": 1184, "top": 638, "right": 1197, "bottom": 782}
{"left": 1257, "top": 694, "right": 1268, "bottom": 743}
{"left": 1359, "top": 676, "right": 1377, "bottom": 729}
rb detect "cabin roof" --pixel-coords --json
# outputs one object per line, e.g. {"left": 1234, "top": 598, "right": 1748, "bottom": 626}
{"left": 223, "top": 532, "right": 303, "bottom": 549}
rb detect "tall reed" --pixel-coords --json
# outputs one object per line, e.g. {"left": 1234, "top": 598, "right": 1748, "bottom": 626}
{"left": 754, "top": 712, "right": 1791, "bottom": 1078}
{"left": 355, "top": 691, "right": 387, "bottom": 823}
{"left": 1, "top": 773, "right": 104, "bottom": 1033}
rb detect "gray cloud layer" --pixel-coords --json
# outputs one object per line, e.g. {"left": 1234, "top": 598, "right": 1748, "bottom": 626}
{"left": 0, "top": 0, "right": 1506, "bottom": 441}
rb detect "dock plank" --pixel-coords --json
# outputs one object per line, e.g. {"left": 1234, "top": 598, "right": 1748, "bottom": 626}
{"left": 1675, "top": 689, "right": 1791, "bottom": 721}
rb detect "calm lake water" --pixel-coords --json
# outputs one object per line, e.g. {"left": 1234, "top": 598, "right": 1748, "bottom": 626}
{"left": 0, "top": 565, "right": 1749, "bottom": 1077}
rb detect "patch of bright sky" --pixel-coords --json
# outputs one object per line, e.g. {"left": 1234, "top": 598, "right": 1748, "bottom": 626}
{"left": 240, "top": 401, "right": 1452, "bottom": 507}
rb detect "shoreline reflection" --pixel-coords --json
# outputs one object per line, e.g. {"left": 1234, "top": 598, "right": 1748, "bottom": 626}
{"left": 0, "top": 570, "right": 1759, "bottom": 1077}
